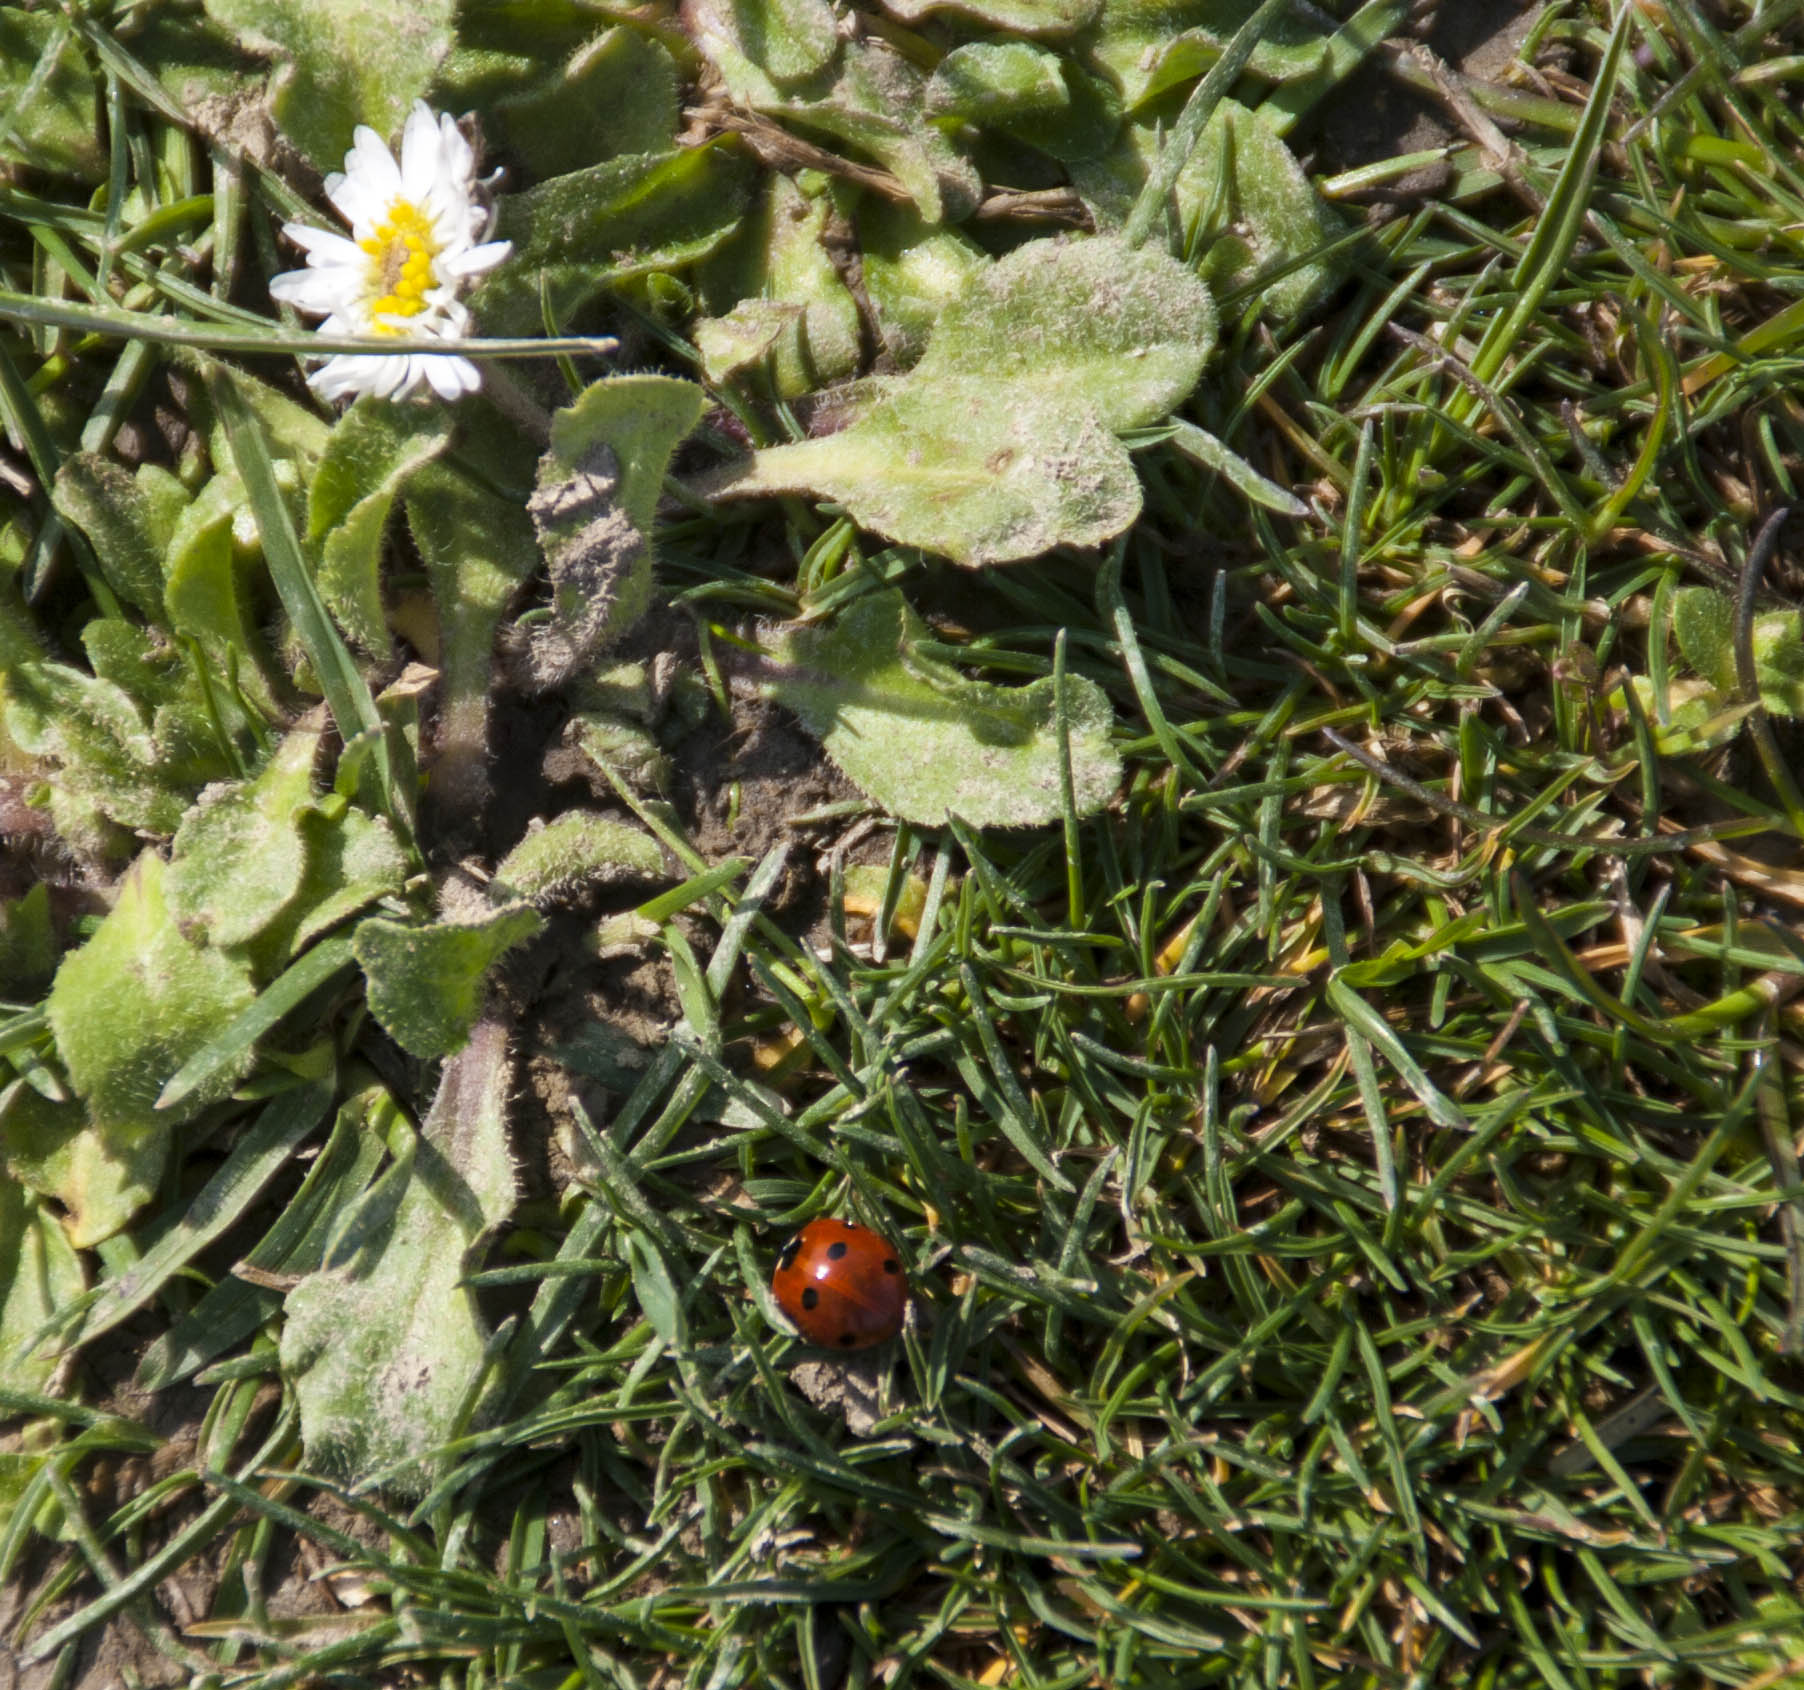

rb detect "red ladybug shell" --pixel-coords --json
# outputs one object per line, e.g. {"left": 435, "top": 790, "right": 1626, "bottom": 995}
{"left": 771, "top": 1219, "right": 907, "bottom": 1349}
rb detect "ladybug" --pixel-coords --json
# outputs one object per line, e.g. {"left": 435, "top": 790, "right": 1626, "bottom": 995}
{"left": 771, "top": 1218, "right": 907, "bottom": 1349}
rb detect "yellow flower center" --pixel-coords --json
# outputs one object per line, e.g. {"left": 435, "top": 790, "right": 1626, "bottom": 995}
{"left": 360, "top": 200, "right": 438, "bottom": 331}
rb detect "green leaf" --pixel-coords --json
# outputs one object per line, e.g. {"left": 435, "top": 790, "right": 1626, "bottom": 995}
{"left": 404, "top": 441, "right": 540, "bottom": 818}
{"left": 690, "top": 18, "right": 979, "bottom": 223}
{"left": 50, "top": 454, "right": 185, "bottom": 624}
{"left": 857, "top": 202, "right": 990, "bottom": 363}
{"left": 921, "top": 232, "right": 1216, "bottom": 430}
{"left": 203, "top": 361, "right": 331, "bottom": 479}
{"left": 156, "top": 936, "right": 357, "bottom": 1113}
{"left": 199, "top": 0, "right": 454, "bottom": 172}
{"left": 162, "top": 469, "right": 282, "bottom": 712}
{"left": 491, "top": 813, "right": 667, "bottom": 906}
{"left": 926, "top": 43, "right": 1071, "bottom": 124}
{"left": 623, "top": 1228, "right": 686, "bottom": 1349}
{"left": 517, "top": 373, "right": 705, "bottom": 689}
{"left": 766, "top": 588, "right": 1123, "bottom": 826}
{"left": 0, "top": 1088, "right": 159, "bottom": 1251}
{"left": 212, "top": 367, "right": 413, "bottom": 845}
{"left": 883, "top": 0, "right": 1099, "bottom": 30}
{"left": 166, "top": 730, "right": 322, "bottom": 950}
{"left": 455, "top": 25, "right": 681, "bottom": 179}
{"left": 481, "top": 145, "right": 756, "bottom": 337}
{"left": 278, "top": 806, "right": 410, "bottom": 959}
{"left": 0, "top": 885, "right": 56, "bottom": 993}
{"left": 689, "top": 0, "right": 840, "bottom": 87}
{"left": 0, "top": 12, "right": 102, "bottom": 178}
{"left": 697, "top": 175, "right": 861, "bottom": 397}
{"left": 55, "top": 1081, "right": 331, "bottom": 1352}
{"left": 280, "top": 1023, "right": 515, "bottom": 1492}
{"left": 1672, "top": 587, "right": 1804, "bottom": 717}
{"left": 1183, "top": 99, "right": 1348, "bottom": 317}
{"left": 1, "top": 659, "right": 186, "bottom": 836}
{"left": 707, "top": 233, "right": 1212, "bottom": 565}
{"left": 308, "top": 401, "right": 453, "bottom": 653}
{"left": 719, "top": 380, "right": 1143, "bottom": 567}
{"left": 353, "top": 906, "right": 543, "bottom": 1060}
{"left": 17, "top": 854, "right": 254, "bottom": 1242}
{"left": 48, "top": 850, "right": 258, "bottom": 1128}
{"left": 1166, "top": 416, "right": 1309, "bottom": 515}
{"left": 0, "top": 1173, "right": 84, "bottom": 1394}
{"left": 1090, "top": 0, "right": 1331, "bottom": 110}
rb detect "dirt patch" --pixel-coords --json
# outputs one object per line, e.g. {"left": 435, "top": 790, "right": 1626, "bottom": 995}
{"left": 1302, "top": 0, "right": 1545, "bottom": 181}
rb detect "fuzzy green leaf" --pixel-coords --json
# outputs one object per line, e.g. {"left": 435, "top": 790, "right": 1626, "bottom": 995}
{"left": 857, "top": 202, "right": 990, "bottom": 362}
{"left": 719, "top": 381, "right": 1143, "bottom": 567}
{"left": 281, "top": 1022, "right": 515, "bottom": 1492}
{"left": 707, "top": 234, "right": 1212, "bottom": 565}
{"left": 882, "top": 0, "right": 1098, "bottom": 30}
{"left": 492, "top": 813, "right": 667, "bottom": 906}
{"left": 1, "top": 1089, "right": 159, "bottom": 1250}
{"left": 455, "top": 26, "right": 681, "bottom": 179}
{"left": 1, "top": 659, "right": 185, "bottom": 836}
{"left": 162, "top": 469, "right": 283, "bottom": 714}
{"left": 51, "top": 455, "right": 186, "bottom": 624}
{"left": 481, "top": 145, "right": 755, "bottom": 336}
{"left": 915, "top": 233, "right": 1215, "bottom": 430}
{"left": 1673, "top": 587, "right": 1804, "bottom": 716}
{"left": 517, "top": 374, "right": 705, "bottom": 689}
{"left": 278, "top": 807, "right": 410, "bottom": 960}
{"left": 166, "top": 730, "right": 322, "bottom": 951}
{"left": 1184, "top": 99, "right": 1347, "bottom": 317}
{"left": 199, "top": 0, "right": 454, "bottom": 172}
{"left": 0, "top": 12, "right": 102, "bottom": 177}
{"left": 32, "top": 854, "right": 255, "bottom": 1242}
{"left": 697, "top": 175, "right": 861, "bottom": 397}
{"left": 353, "top": 906, "right": 542, "bottom": 1060}
{"left": 309, "top": 402, "right": 453, "bottom": 653}
{"left": 48, "top": 851, "right": 257, "bottom": 1125}
{"left": 1090, "top": 0, "right": 1331, "bottom": 109}
{"left": 692, "top": 0, "right": 840, "bottom": 87}
{"left": 0, "top": 1173, "right": 85, "bottom": 1392}
{"left": 0, "top": 885, "right": 55, "bottom": 994}
{"left": 926, "top": 43, "right": 1071, "bottom": 124}
{"left": 767, "top": 588, "right": 1122, "bottom": 826}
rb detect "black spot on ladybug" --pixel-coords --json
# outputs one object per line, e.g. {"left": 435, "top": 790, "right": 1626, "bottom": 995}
{"left": 884, "top": 1258, "right": 899, "bottom": 1273}
{"left": 839, "top": 1333, "right": 857, "bottom": 1347}
{"left": 827, "top": 1241, "right": 848, "bottom": 1260}
{"left": 801, "top": 1288, "right": 818, "bottom": 1310}
{"left": 777, "top": 1238, "right": 800, "bottom": 1271}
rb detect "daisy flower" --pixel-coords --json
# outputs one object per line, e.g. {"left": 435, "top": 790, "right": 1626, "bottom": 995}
{"left": 269, "top": 102, "right": 511, "bottom": 403}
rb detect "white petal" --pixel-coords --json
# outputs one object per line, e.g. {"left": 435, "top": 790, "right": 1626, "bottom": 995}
{"left": 346, "top": 125, "right": 402, "bottom": 198}
{"left": 308, "top": 356, "right": 373, "bottom": 401}
{"left": 328, "top": 175, "right": 389, "bottom": 238}
{"left": 435, "top": 111, "right": 474, "bottom": 188}
{"left": 399, "top": 102, "right": 443, "bottom": 202}
{"left": 443, "top": 239, "right": 510, "bottom": 279}
{"left": 371, "top": 359, "right": 416, "bottom": 399}
{"left": 269, "top": 269, "right": 351, "bottom": 315}
{"left": 422, "top": 353, "right": 479, "bottom": 399}
{"left": 285, "top": 225, "right": 363, "bottom": 265}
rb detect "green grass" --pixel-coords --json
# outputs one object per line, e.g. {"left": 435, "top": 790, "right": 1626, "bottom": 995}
{"left": 7, "top": 2, "right": 1804, "bottom": 1687}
